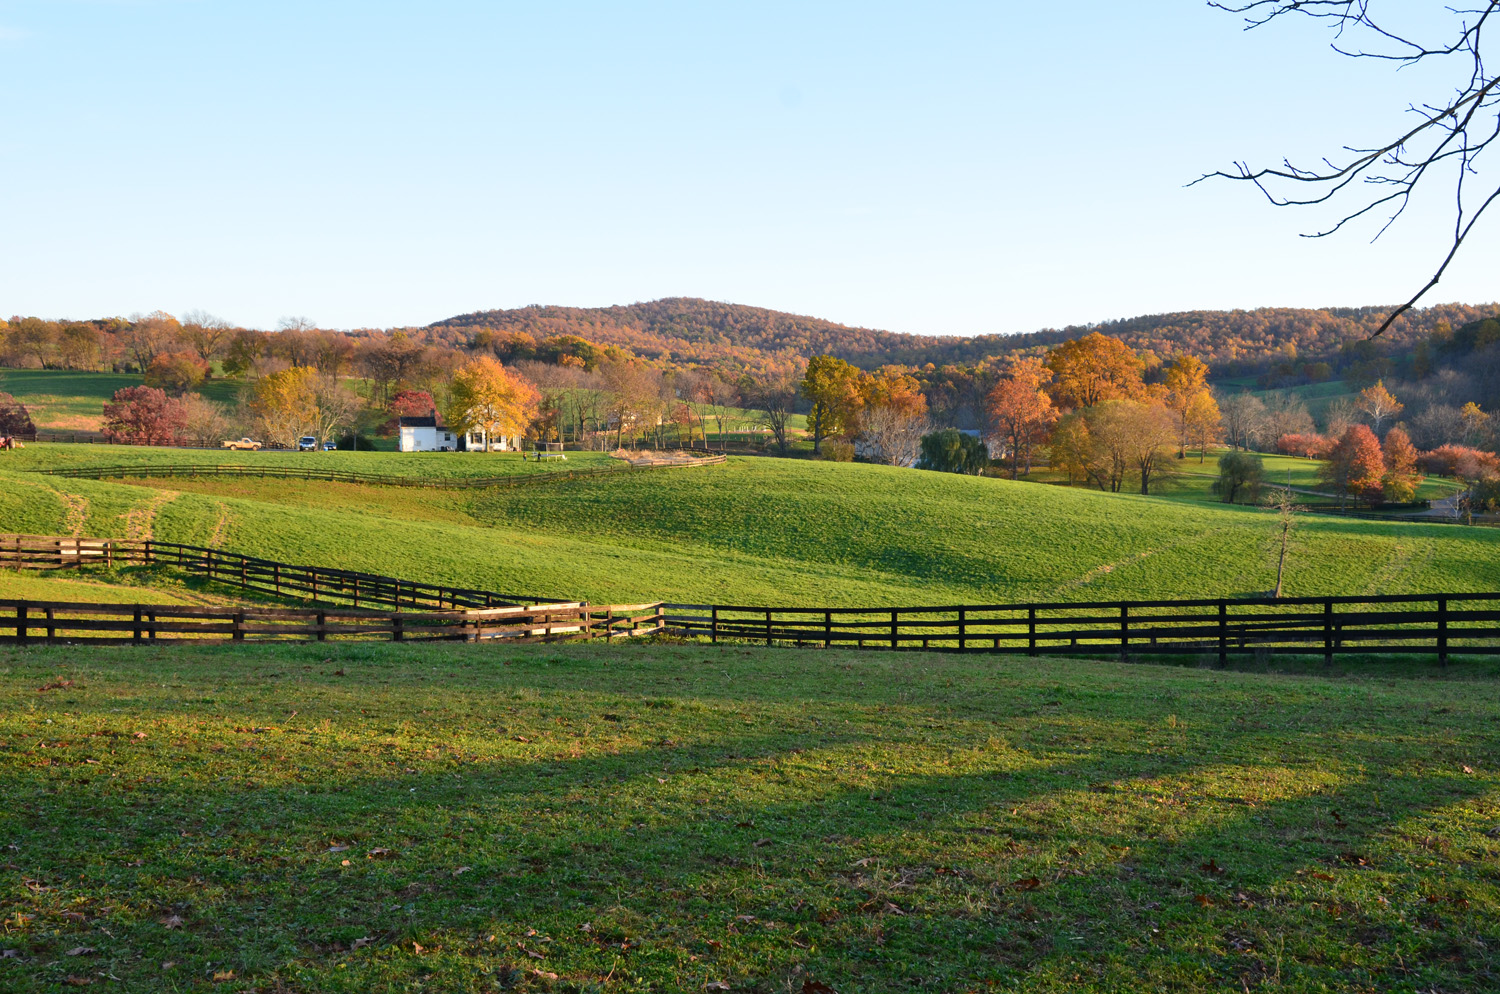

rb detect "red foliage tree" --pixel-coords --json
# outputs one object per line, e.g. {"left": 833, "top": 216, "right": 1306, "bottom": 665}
{"left": 102, "top": 386, "right": 185, "bottom": 445}
{"left": 0, "top": 392, "right": 36, "bottom": 437}
{"left": 1277, "top": 433, "right": 1330, "bottom": 459}
{"left": 1419, "top": 444, "right": 1500, "bottom": 480}
{"left": 379, "top": 389, "right": 437, "bottom": 435}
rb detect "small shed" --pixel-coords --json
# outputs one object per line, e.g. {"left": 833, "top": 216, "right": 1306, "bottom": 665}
{"left": 398, "top": 413, "right": 458, "bottom": 452}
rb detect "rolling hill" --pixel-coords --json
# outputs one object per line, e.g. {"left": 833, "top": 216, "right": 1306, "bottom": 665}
{"left": 431, "top": 297, "right": 1497, "bottom": 375}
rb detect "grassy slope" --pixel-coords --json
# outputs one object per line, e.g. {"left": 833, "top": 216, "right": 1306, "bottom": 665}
{"left": 3, "top": 455, "right": 1497, "bottom": 606}
{"left": 1, "top": 443, "right": 621, "bottom": 479}
{"left": 1, "top": 639, "right": 1496, "bottom": 993}
{"left": 0, "top": 369, "right": 242, "bottom": 430}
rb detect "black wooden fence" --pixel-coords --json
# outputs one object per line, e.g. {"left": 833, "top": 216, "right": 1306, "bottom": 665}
{"left": 0, "top": 534, "right": 560, "bottom": 610}
{"left": 663, "top": 594, "right": 1500, "bottom": 664}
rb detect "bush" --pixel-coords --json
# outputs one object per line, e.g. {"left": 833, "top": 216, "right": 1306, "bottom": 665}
{"left": 821, "top": 441, "right": 854, "bottom": 462}
{"left": 336, "top": 434, "right": 377, "bottom": 451}
{"left": 1212, "top": 451, "right": 1264, "bottom": 504}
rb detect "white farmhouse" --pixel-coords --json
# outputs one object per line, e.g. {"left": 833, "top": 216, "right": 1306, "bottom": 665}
{"left": 397, "top": 414, "right": 458, "bottom": 452}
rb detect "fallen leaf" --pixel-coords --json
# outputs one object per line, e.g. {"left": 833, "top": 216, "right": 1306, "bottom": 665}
{"left": 340, "top": 859, "right": 350, "bottom": 866}
{"left": 161, "top": 915, "right": 184, "bottom": 929}
{"left": 161, "top": 962, "right": 176, "bottom": 970}
{"left": 333, "top": 669, "right": 345, "bottom": 677}
{"left": 37, "top": 680, "right": 74, "bottom": 693}
{"left": 735, "top": 914, "right": 756, "bottom": 923}
{"left": 802, "top": 981, "right": 836, "bottom": 994}
{"left": 65, "top": 946, "right": 95, "bottom": 956}
{"left": 452, "top": 866, "right": 471, "bottom": 876}
{"left": 64, "top": 976, "right": 93, "bottom": 987}
{"left": 1009, "top": 877, "right": 1041, "bottom": 891}
{"left": 367, "top": 848, "right": 397, "bottom": 859}
{"left": 351, "top": 937, "right": 373, "bottom": 950}
{"left": 1463, "top": 765, "right": 1475, "bottom": 774}
{"left": 521, "top": 946, "right": 545, "bottom": 960}
{"left": 133, "top": 732, "right": 147, "bottom": 740}
{"left": 532, "top": 968, "right": 559, "bottom": 980}
{"left": 212, "top": 970, "right": 236, "bottom": 982}
{"left": 0, "top": 950, "right": 19, "bottom": 959}
{"left": 412, "top": 942, "right": 424, "bottom": 955}
{"left": 1193, "top": 894, "right": 1213, "bottom": 907}
{"left": 735, "top": 821, "right": 754, "bottom": 828}
{"left": 328, "top": 845, "right": 350, "bottom": 853}
{"left": 1339, "top": 853, "right": 1369, "bottom": 866}
{"left": 706, "top": 983, "right": 732, "bottom": 992}
{"left": 513, "top": 736, "right": 531, "bottom": 743}
{"left": 1310, "top": 872, "right": 1336, "bottom": 882}
{"left": 1200, "top": 859, "right": 1227, "bottom": 877}
{"left": 753, "top": 838, "right": 772, "bottom": 848}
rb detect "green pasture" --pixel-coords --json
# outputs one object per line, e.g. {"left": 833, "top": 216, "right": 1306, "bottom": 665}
{"left": 0, "top": 368, "right": 243, "bottom": 430}
{"left": 1, "top": 639, "right": 1497, "bottom": 993}
{"left": 3, "top": 453, "right": 1496, "bottom": 607}
{"left": 0, "top": 442, "right": 621, "bottom": 479}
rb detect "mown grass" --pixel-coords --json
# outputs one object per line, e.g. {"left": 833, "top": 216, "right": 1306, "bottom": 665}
{"left": 1, "top": 639, "right": 1497, "bottom": 993}
{"left": 3, "top": 454, "right": 1498, "bottom": 607}
{"left": 1, "top": 443, "right": 621, "bottom": 480}
{"left": 0, "top": 370, "right": 243, "bottom": 431}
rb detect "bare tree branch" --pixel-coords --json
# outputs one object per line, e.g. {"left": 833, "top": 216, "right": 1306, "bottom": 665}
{"left": 1195, "top": 1, "right": 1500, "bottom": 336}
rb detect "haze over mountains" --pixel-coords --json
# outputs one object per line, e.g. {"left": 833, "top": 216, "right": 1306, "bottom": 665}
{"left": 431, "top": 297, "right": 1496, "bottom": 375}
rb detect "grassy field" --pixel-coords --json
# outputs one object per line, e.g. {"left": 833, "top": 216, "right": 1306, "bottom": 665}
{"left": 0, "top": 443, "right": 622, "bottom": 479}
{"left": 1, "top": 638, "right": 1496, "bottom": 993}
{"left": 0, "top": 369, "right": 243, "bottom": 431}
{"left": 3, "top": 450, "right": 1497, "bottom": 607}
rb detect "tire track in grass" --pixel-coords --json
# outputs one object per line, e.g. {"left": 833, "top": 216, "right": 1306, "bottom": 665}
{"left": 207, "top": 501, "right": 233, "bottom": 548}
{"left": 120, "top": 489, "right": 180, "bottom": 542}
{"left": 5, "top": 477, "right": 89, "bottom": 536}
{"left": 1052, "top": 527, "right": 1236, "bottom": 598}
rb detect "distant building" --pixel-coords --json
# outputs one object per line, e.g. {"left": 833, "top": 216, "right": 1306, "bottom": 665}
{"left": 397, "top": 413, "right": 458, "bottom": 452}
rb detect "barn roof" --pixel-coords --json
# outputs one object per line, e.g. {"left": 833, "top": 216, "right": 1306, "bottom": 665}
{"left": 398, "top": 416, "right": 439, "bottom": 428}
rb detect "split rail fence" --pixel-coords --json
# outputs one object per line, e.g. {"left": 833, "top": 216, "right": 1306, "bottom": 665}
{"left": 663, "top": 594, "right": 1500, "bottom": 665}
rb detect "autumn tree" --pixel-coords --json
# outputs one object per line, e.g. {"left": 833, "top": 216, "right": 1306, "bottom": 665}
{"left": 1380, "top": 426, "right": 1423, "bottom": 503}
{"left": 179, "top": 310, "right": 234, "bottom": 373}
{"left": 58, "top": 323, "right": 103, "bottom": 370}
{"left": 102, "top": 386, "right": 185, "bottom": 445}
{"left": 801, "top": 355, "right": 865, "bottom": 455}
{"left": 985, "top": 356, "right": 1057, "bottom": 479}
{"left": 122, "top": 311, "right": 182, "bottom": 372}
{"left": 251, "top": 367, "right": 319, "bottom": 448}
{"left": 1120, "top": 402, "right": 1179, "bottom": 495}
{"left": 1321, "top": 424, "right": 1386, "bottom": 508}
{"left": 381, "top": 390, "right": 437, "bottom": 435}
{"left": 445, "top": 356, "right": 540, "bottom": 452}
{"left": 1182, "top": 390, "right": 1223, "bottom": 462}
{"left": 1219, "top": 391, "right": 1267, "bottom": 451}
{"left": 177, "top": 394, "right": 234, "bottom": 447}
{"left": 1357, "top": 380, "right": 1403, "bottom": 436}
{"left": 144, "top": 351, "right": 210, "bottom": 395}
{"left": 1163, "top": 354, "right": 1210, "bottom": 456}
{"left": 1045, "top": 332, "right": 1144, "bottom": 410}
{"left": 0, "top": 393, "right": 36, "bottom": 437}
{"left": 749, "top": 371, "right": 799, "bottom": 456}
{"left": 857, "top": 366, "right": 929, "bottom": 466}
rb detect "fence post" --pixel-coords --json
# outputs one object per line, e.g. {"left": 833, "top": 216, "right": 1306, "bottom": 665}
{"left": 824, "top": 610, "right": 832, "bottom": 648}
{"left": 133, "top": 606, "right": 144, "bottom": 645}
{"left": 15, "top": 603, "right": 26, "bottom": 645}
{"left": 958, "top": 607, "right": 966, "bottom": 651}
{"left": 353, "top": 576, "right": 360, "bottom": 610}
{"left": 765, "top": 609, "right": 773, "bottom": 647}
{"left": 1120, "top": 604, "right": 1129, "bottom": 661}
{"left": 606, "top": 608, "right": 614, "bottom": 641}
{"left": 1437, "top": 595, "right": 1449, "bottom": 667}
{"left": 1217, "top": 601, "right": 1227, "bottom": 667}
{"left": 233, "top": 611, "right": 244, "bottom": 642}
{"left": 584, "top": 606, "right": 593, "bottom": 640}
{"left": 711, "top": 605, "right": 719, "bottom": 644}
{"left": 393, "top": 614, "right": 404, "bottom": 642}
{"left": 45, "top": 607, "right": 55, "bottom": 642}
{"left": 1324, "top": 599, "right": 1334, "bottom": 667}
{"left": 274, "top": 563, "right": 280, "bottom": 598}
{"left": 316, "top": 610, "right": 326, "bottom": 643}
{"left": 890, "top": 609, "right": 898, "bottom": 650}
{"left": 148, "top": 610, "right": 156, "bottom": 641}
{"left": 1028, "top": 606, "right": 1037, "bottom": 657}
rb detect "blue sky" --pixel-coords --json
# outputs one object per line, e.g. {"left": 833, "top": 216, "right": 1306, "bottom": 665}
{"left": 1, "top": 1, "right": 1492, "bottom": 335}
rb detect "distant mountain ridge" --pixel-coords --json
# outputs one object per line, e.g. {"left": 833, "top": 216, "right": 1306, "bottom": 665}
{"left": 432, "top": 297, "right": 1496, "bottom": 375}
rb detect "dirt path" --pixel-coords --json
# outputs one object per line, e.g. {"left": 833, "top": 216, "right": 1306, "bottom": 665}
{"left": 207, "top": 501, "right": 233, "bottom": 548}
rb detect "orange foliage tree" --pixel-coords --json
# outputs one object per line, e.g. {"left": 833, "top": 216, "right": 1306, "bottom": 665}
{"left": 1321, "top": 424, "right": 1386, "bottom": 507}
{"left": 985, "top": 356, "right": 1056, "bottom": 479}
{"left": 1045, "top": 332, "right": 1145, "bottom": 410}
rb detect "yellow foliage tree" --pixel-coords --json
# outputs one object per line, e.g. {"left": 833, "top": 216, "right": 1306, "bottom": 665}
{"left": 251, "top": 366, "right": 318, "bottom": 447}
{"left": 445, "top": 356, "right": 540, "bottom": 452}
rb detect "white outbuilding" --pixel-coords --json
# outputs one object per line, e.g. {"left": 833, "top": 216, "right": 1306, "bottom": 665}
{"left": 397, "top": 414, "right": 458, "bottom": 452}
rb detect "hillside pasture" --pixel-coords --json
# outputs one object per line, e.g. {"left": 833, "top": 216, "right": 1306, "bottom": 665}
{"left": 3, "top": 454, "right": 1498, "bottom": 608}
{"left": 0, "top": 368, "right": 243, "bottom": 430}
{"left": 0, "top": 639, "right": 1496, "bottom": 993}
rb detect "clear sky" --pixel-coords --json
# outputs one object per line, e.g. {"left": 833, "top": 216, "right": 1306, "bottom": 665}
{"left": 1, "top": 1, "right": 1493, "bottom": 335}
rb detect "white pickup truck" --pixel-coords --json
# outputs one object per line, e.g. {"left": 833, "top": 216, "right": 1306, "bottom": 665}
{"left": 221, "top": 437, "right": 263, "bottom": 451}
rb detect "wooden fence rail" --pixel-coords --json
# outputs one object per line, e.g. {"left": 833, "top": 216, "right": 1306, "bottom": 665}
{"left": 664, "top": 593, "right": 1500, "bottom": 664}
{"left": 33, "top": 455, "right": 726, "bottom": 491}
{"left": 0, "top": 534, "right": 562, "bottom": 610}
{"left": 0, "top": 599, "right": 666, "bottom": 645}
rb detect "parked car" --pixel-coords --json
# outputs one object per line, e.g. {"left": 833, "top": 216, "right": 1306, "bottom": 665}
{"left": 322, "top": 440, "right": 336, "bottom": 451}
{"left": 297, "top": 436, "right": 317, "bottom": 451}
{"left": 221, "top": 438, "right": 263, "bottom": 451}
